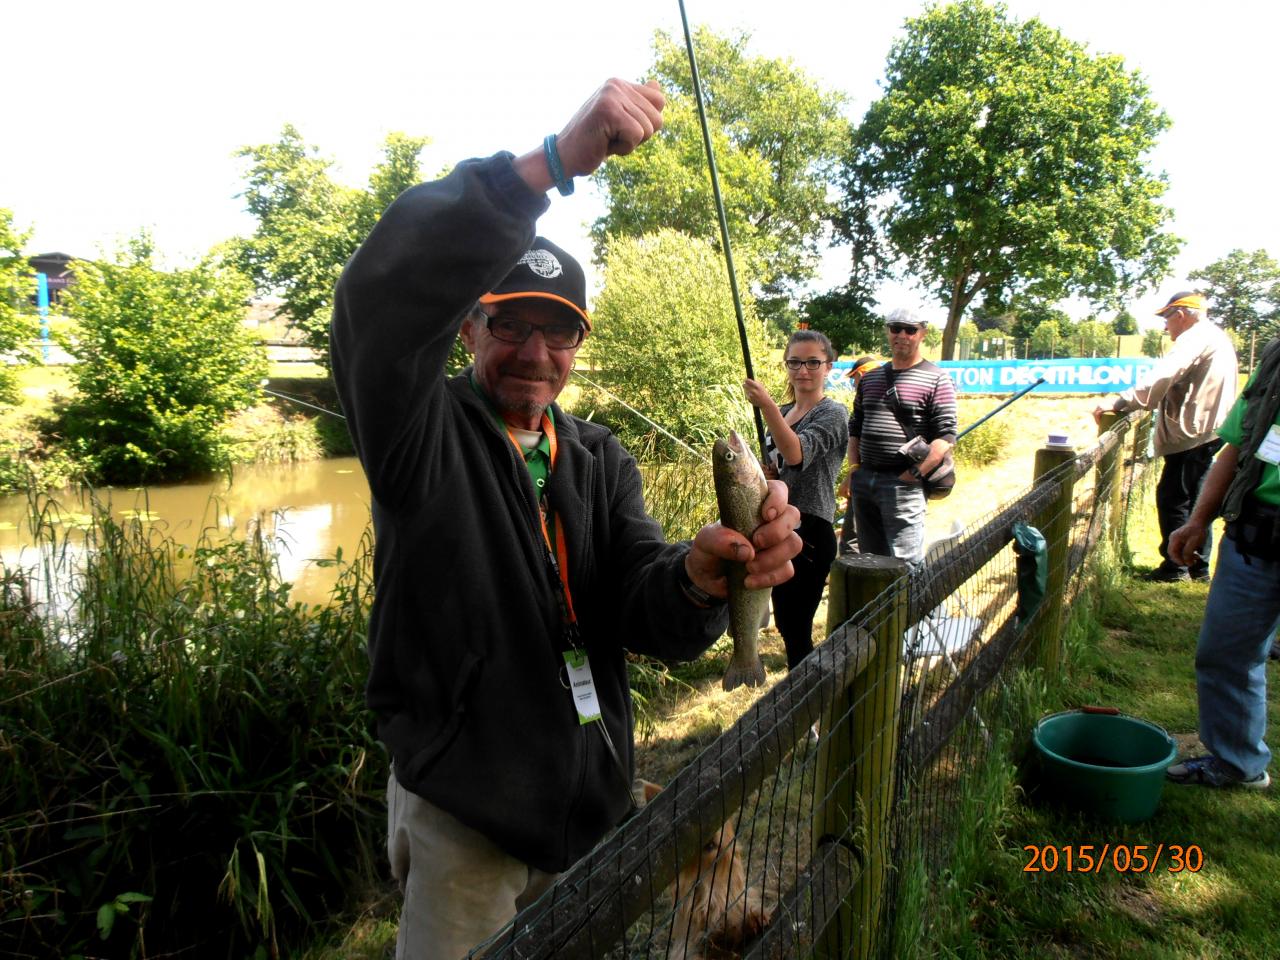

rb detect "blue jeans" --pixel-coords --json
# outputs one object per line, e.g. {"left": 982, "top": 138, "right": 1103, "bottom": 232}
{"left": 850, "top": 468, "right": 926, "bottom": 566}
{"left": 1195, "top": 536, "right": 1280, "bottom": 779}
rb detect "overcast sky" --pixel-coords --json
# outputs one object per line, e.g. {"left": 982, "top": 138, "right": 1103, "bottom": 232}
{"left": 6, "top": 0, "right": 1278, "bottom": 328}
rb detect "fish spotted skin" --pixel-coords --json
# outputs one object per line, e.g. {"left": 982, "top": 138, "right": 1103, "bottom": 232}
{"left": 712, "top": 431, "right": 770, "bottom": 691}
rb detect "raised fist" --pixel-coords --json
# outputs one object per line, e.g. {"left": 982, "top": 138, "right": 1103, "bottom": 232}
{"left": 554, "top": 79, "right": 665, "bottom": 179}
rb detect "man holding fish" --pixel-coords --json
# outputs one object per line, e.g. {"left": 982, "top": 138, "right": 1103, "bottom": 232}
{"left": 330, "top": 78, "right": 801, "bottom": 958}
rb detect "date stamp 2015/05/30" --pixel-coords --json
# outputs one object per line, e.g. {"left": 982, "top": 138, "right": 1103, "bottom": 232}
{"left": 1023, "top": 844, "right": 1204, "bottom": 874}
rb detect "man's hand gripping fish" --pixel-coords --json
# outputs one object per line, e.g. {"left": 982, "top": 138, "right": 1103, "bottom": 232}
{"left": 712, "top": 431, "right": 770, "bottom": 691}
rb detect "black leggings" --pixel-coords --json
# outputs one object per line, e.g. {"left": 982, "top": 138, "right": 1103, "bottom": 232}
{"left": 772, "top": 512, "right": 838, "bottom": 670}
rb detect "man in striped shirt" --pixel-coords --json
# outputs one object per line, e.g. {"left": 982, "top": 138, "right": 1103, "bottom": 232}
{"left": 846, "top": 310, "right": 958, "bottom": 565}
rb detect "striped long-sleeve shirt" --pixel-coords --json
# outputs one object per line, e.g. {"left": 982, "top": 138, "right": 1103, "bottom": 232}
{"left": 849, "top": 360, "right": 958, "bottom": 472}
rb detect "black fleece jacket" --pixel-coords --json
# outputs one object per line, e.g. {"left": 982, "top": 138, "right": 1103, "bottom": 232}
{"left": 330, "top": 153, "right": 728, "bottom": 872}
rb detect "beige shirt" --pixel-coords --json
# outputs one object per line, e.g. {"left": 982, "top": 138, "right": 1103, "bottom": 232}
{"left": 1113, "top": 320, "right": 1238, "bottom": 456}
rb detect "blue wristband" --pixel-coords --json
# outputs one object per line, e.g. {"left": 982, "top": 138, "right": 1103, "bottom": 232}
{"left": 543, "top": 134, "right": 575, "bottom": 197}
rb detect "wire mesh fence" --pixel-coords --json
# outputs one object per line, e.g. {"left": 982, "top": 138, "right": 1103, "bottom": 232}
{"left": 472, "top": 412, "right": 1154, "bottom": 960}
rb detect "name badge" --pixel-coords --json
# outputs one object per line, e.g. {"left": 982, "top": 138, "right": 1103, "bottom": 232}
{"left": 562, "top": 650, "right": 602, "bottom": 725}
{"left": 1255, "top": 424, "right": 1280, "bottom": 465}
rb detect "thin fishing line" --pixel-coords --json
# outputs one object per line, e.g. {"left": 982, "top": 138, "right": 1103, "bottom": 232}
{"left": 571, "top": 370, "right": 709, "bottom": 462}
{"left": 260, "top": 373, "right": 709, "bottom": 464}
{"left": 259, "top": 381, "right": 346, "bottom": 420}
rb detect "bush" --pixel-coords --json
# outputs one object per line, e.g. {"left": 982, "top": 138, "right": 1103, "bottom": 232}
{"left": 0, "top": 494, "right": 383, "bottom": 957}
{"left": 1, "top": 210, "right": 39, "bottom": 371}
{"left": 58, "top": 235, "right": 268, "bottom": 484}
{"left": 953, "top": 398, "right": 1011, "bottom": 467}
{"left": 584, "top": 230, "right": 784, "bottom": 457}
{"left": 0, "top": 410, "right": 81, "bottom": 493}
{"left": 225, "top": 403, "right": 325, "bottom": 465}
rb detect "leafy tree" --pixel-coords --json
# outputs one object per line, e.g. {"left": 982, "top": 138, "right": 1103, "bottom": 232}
{"left": 970, "top": 303, "right": 1015, "bottom": 333}
{"left": 1030, "top": 319, "right": 1062, "bottom": 358}
{"left": 1189, "top": 248, "right": 1280, "bottom": 332}
{"left": 585, "top": 229, "right": 782, "bottom": 458}
{"left": 799, "top": 285, "right": 882, "bottom": 357}
{"left": 592, "top": 28, "right": 852, "bottom": 328}
{"left": 984, "top": 295, "right": 1069, "bottom": 357}
{"left": 59, "top": 234, "right": 267, "bottom": 483}
{"left": 1141, "top": 328, "right": 1168, "bottom": 358}
{"left": 0, "top": 210, "right": 39, "bottom": 402}
{"left": 1072, "top": 319, "right": 1117, "bottom": 357}
{"left": 815, "top": 160, "right": 893, "bottom": 354}
{"left": 1112, "top": 308, "right": 1138, "bottom": 335}
{"left": 1189, "top": 248, "right": 1280, "bottom": 368}
{"left": 844, "top": 0, "right": 1179, "bottom": 359}
{"left": 236, "top": 127, "right": 429, "bottom": 367}
{"left": 957, "top": 321, "right": 981, "bottom": 357}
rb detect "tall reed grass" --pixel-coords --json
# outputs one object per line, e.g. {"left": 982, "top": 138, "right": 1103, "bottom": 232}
{"left": 0, "top": 491, "right": 383, "bottom": 958}
{"left": 0, "top": 443, "right": 724, "bottom": 955}
{"left": 638, "top": 455, "right": 718, "bottom": 543}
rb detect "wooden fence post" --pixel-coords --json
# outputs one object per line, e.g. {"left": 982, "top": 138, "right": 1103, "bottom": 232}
{"left": 1031, "top": 443, "right": 1077, "bottom": 675}
{"left": 1096, "top": 412, "right": 1127, "bottom": 551}
{"left": 813, "top": 553, "right": 908, "bottom": 960}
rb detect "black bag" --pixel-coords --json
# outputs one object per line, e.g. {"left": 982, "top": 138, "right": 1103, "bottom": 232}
{"left": 1225, "top": 497, "right": 1280, "bottom": 562}
{"left": 883, "top": 366, "right": 956, "bottom": 500}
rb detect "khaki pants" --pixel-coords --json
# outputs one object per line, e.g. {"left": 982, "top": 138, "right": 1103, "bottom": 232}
{"left": 387, "top": 771, "right": 557, "bottom": 959}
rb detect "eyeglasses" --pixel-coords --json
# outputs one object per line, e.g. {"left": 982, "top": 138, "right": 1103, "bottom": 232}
{"left": 784, "top": 358, "right": 829, "bottom": 370}
{"left": 886, "top": 323, "right": 922, "bottom": 335}
{"left": 486, "top": 315, "right": 584, "bottom": 350}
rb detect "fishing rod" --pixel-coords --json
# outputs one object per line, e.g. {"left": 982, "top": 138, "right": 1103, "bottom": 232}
{"left": 676, "top": 0, "right": 768, "bottom": 463}
{"left": 895, "top": 375, "right": 1046, "bottom": 477}
{"left": 839, "top": 374, "right": 1047, "bottom": 537}
{"left": 956, "top": 375, "right": 1046, "bottom": 440}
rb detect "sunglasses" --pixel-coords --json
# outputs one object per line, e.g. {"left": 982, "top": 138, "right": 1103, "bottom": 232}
{"left": 784, "top": 358, "right": 829, "bottom": 370}
{"left": 886, "top": 323, "right": 922, "bottom": 335}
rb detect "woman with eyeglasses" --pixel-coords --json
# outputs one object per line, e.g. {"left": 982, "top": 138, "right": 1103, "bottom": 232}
{"left": 743, "top": 330, "right": 849, "bottom": 671}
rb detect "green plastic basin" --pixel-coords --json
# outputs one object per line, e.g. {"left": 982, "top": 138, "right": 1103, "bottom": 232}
{"left": 1032, "top": 709, "right": 1177, "bottom": 823}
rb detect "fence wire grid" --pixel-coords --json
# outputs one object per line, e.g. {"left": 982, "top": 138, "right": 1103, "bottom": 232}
{"left": 474, "top": 413, "right": 1153, "bottom": 960}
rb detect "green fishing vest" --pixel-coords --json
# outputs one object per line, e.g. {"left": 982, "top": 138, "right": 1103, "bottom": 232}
{"left": 1222, "top": 337, "right": 1280, "bottom": 523}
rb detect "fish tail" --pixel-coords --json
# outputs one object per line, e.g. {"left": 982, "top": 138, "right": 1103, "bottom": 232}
{"left": 722, "top": 654, "right": 766, "bottom": 691}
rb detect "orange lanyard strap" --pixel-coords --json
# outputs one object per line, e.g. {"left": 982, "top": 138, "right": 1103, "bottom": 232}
{"left": 503, "top": 415, "right": 579, "bottom": 629}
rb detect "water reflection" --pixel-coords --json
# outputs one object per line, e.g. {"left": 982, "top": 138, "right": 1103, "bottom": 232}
{"left": 0, "top": 458, "right": 371, "bottom": 607}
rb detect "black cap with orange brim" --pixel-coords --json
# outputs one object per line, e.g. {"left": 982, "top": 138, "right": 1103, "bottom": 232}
{"left": 479, "top": 237, "right": 591, "bottom": 331}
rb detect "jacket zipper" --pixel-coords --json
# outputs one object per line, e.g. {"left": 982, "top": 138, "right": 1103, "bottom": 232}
{"left": 486, "top": 405, "right": 602, "bottom": 864}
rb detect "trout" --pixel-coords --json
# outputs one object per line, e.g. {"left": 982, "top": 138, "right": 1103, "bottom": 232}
{"left": 712, "top": 431, "right": 770, "bottom": 691}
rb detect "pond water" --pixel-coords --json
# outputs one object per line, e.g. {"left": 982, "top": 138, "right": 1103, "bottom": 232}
{"left": 0, "top": 457, "right": 372, "bottom": 607}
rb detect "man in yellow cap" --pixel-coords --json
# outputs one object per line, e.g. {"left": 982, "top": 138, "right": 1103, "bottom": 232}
{"left": 1094, "top": 291, "right": 1238, "bottom": 581}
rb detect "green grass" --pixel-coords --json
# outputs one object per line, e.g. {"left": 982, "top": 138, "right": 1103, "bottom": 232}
{"left": 955, "top": 491, "right": 1280, "bottom": 960}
